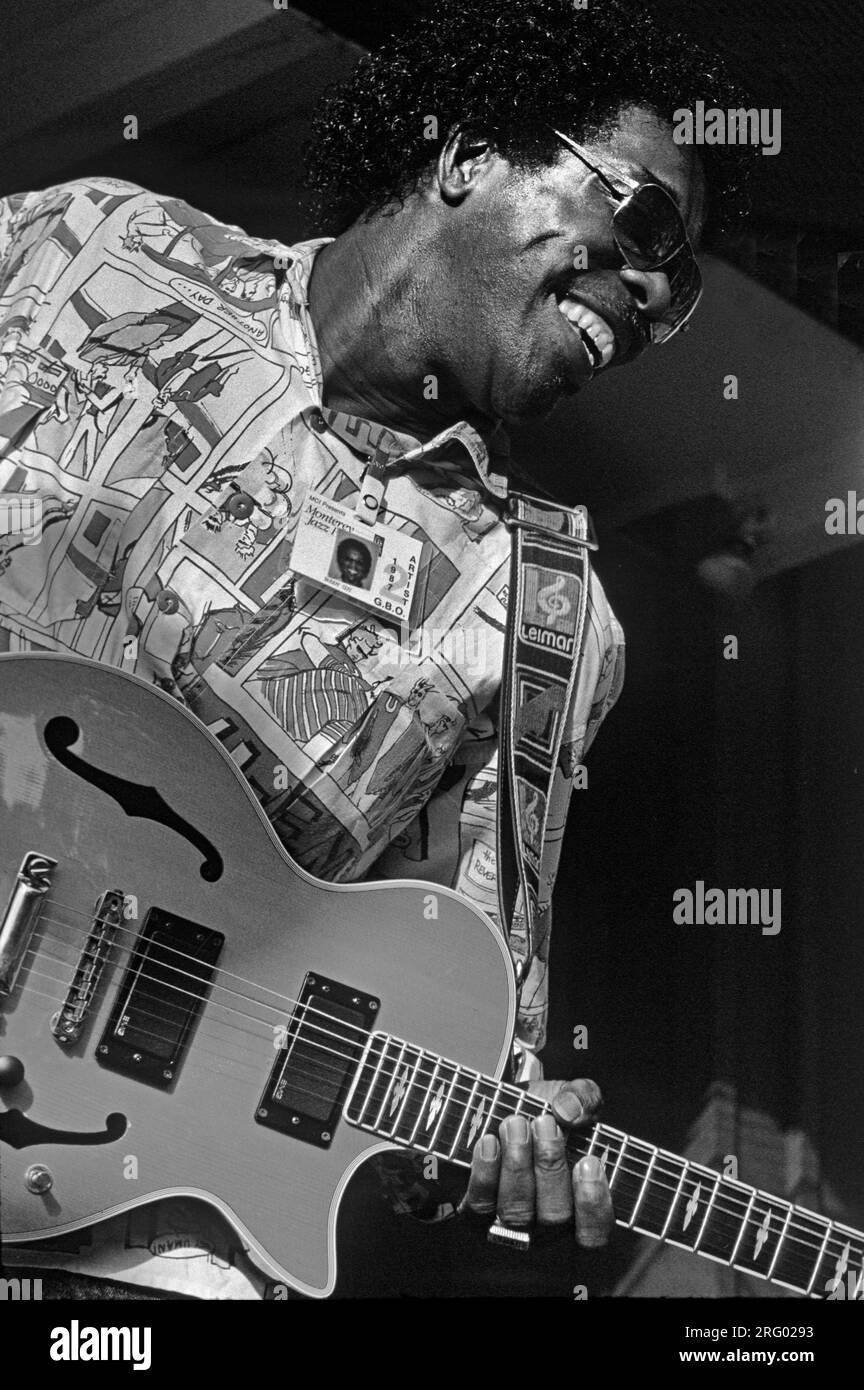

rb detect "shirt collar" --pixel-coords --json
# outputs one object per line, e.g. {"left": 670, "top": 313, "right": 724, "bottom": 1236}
{"left": 278, "top": 238, "right": 511, "bottom": 502}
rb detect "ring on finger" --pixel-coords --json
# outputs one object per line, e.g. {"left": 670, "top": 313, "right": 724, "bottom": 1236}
{"left": 487, "top": 1215, "right": 533, "bottom": 1252}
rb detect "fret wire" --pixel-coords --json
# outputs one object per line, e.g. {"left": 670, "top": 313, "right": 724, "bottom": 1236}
{"left": 373, "top": 1039, "right": 405, "bottom": 1130}
{"left": 692, "top": 1173, "right": 723, "bottom": 1251}
{"left": 448, "top": 1073, "right": 480, "bottom": 1159}
{"left": 588, "top": 1128, "right": 615, "bottom": 1191}
{"left": 361, "top": 1034, "right": 397, "bottom": 1128}
{"left": 338, "top": 1029, "right": 835, "bottom": 1225}
{"left": 607, "top": 1132, "right": 628, "bottom": 1190}
{"left": 804, "top": 1219, "right": 833, "bottom": 1296}
{"left": 335, "top": 1044, "right": 862, "bottom": 1280}
{"left": 659, "top": 1160, "right": 689, "bottom": 1240}
{"left": 352, "top": 1032, "right": 390, "bottom": 1127}
{"left": 352, "top": 1056, "right": 844, "bottom": 1273}
{"left": 474, "top": 1077, "right": 499, "bottom": 1147}
{"left": 491, "top": 1080, "right": 512, "bottom": 1136}
{"left": 427, "top": 1061, "right": 459, "bottom": 1151}
{"left": 388, "top": 1046, "right": 424, "bottom": 1138}
{"left": 627, "top": 1147, "right": 658, "bottom": 1228}
{"left": 728, "top": 1188, "right": 757, "bottom": 1266}
{"left": 623, "top": 1134, "right": 664, "bottom": 1169}
{"left": 343, "top": 1030, "right": 376, "bottom": 1123}
{"left": 341, "top": 1041, "right": 862, "bottom": 1277}
{"left": 766, "top": 1203, "right": 794, "bottom": 1280}
{"left": 409, "top": 1055, "right": 441, "bottom": 1145}
{"left": 770, "top": 1215, "right": 835, "bottom": 1293}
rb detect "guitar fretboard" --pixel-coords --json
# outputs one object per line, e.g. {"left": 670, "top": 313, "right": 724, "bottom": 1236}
{"left": 344, "top": 1032, "right": 864, "bottom": 1299}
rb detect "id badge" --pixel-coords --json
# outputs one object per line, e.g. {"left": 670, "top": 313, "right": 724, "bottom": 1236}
{"left": 290, "top": 490, "right": 422, "bottom": 623}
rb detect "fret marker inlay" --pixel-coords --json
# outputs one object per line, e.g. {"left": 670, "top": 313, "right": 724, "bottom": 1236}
{"left": 426, "top": 1081, "right": 446, "bottom": 1131}
{"left": 342, "top": 1033, "right": 864, "bottom": 1300}
{"left": 754, "top": 1209, "right": 772, "bottom": 1258}
{"left": 682, "top": 1183, "right": 701, "bottom": 1231}
{"left": 389, "top": 1065, "right": 410, "bottom": 1116}
{"left": 467, "top": 1098, "right": 486, "bottom": 1147}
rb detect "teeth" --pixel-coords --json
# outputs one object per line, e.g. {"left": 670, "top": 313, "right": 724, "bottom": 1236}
{"left": 558, "top": 298, "right": 616, "bottom": 366}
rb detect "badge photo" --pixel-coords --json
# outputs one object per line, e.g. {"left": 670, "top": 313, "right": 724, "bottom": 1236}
{"left": 290, "top": 490, "right": 423, "bottom": 622}
{"left": 327, "top": 531, "right": 378, "bottom": 591}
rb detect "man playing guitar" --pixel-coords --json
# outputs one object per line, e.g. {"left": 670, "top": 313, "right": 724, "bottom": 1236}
{"left": 0, "top": 0, "right": 749, "bottom": 1297}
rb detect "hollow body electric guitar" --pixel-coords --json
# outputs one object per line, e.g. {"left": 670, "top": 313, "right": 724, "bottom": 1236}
{"left": 0, "top": 653, "right": 861, "bottom": 1299}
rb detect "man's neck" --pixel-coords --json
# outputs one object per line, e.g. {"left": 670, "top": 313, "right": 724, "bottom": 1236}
{"left": 306, "top": 221, "right": 489, "bottom": 443}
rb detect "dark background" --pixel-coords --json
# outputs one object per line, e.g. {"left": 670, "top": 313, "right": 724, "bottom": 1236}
{"left": 2, "top": 0, "right": 863, "bottom": 1297}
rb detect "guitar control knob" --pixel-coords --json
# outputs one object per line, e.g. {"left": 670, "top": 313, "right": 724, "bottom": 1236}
{"left": 0, "top": 1055, "right": 25, "bottom": 1087}
{"left": 25, "top": 1164, "right": 53, "bottom": 1194}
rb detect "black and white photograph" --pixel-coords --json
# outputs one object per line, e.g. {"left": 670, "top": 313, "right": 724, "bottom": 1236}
{"left": 0, "top": 0, "right": 862, "bottom": 1362}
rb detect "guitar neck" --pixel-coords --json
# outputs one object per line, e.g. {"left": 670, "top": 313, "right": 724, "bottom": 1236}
{"left": 344, "top": 1031, "right": 864, "bottom": 1299}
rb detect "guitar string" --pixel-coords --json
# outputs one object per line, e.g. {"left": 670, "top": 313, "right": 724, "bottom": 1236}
{"left": 21, "top": 943, "right": 382, "bottom": 1106}
{"left": 18, "top": 964, "right": 363, "bottom": 1097}
{"left": 11, "top": 980, "right": 857, "bottom": 1291}
{"left": 30, "top": 883, "right": 851, "bottom": 1289}
{"left": 31, "top": 908, "right": 573, "bottom": 1123}
{"left": 29, "top": 913, "right": 380, "bottom": 1054}
{"left": 30, "top": 912, "right": 787, "bottom": 1228}
{"left": 25, "top": 926, "right": 341, "bottom": 1051}
{"left": 17, "top": 921, "right": 864, "bottom": 1267}
{"left": 37, "top": 896, "right": 392, "bottom": 1046}
{"left": 24, "top": 924, "right": 420, "bottom": 1121}
{"left": 13, "top": 964, "right": 856, "bottom": 1273}
{"left": 23, "top": 916, "right": 861, "bottom": 1265}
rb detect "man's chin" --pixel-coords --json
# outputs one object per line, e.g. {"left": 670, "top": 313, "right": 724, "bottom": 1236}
{"left": 498, "top": 375, "right": 580, "bottom": 425}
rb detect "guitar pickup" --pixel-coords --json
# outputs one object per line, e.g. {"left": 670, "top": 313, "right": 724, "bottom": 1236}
{"left": 256, "top": 974, "right": 378, "bottom": 1148}
{"left": 96, "top": 908, "right": 223, "bottom": 1088}
{"left": 51, "top": 889, "right": 124, "bottom": 1045}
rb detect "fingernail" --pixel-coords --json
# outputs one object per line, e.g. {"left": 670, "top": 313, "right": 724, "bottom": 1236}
{"left": 577, "top": 1155, "right": 603, "bottom": 1180}
{"left": 553, "top": 1091, "right": 585, "bottom": 1124}
{"left": 480, "top": 1134, "right": 499, "bottom": 1161}
{"left": 533, "top": 1112, "right": 561, "bottom": 1140}
{"left": 504, "top": 1115, "right": 530, "bottom": 1144}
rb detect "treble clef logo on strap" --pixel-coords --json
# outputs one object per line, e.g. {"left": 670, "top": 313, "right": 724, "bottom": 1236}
{"left": 536, "top": 573, "right": 571, "bottom": 621}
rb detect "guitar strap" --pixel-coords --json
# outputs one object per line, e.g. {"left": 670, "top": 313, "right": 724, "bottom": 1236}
{"left": 496, "top": 491, "right": 597, "bottom": 988}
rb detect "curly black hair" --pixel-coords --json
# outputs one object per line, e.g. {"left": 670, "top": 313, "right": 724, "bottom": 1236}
{"left": 304, "top": 0, "right": 752, "bottom": 239}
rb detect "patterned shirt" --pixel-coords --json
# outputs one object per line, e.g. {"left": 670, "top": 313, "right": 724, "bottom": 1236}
{"left": 0, "top": 178, "right": 625, "bottom": 1294}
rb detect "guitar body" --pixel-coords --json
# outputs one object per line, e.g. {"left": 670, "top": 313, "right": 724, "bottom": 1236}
{"left": 0, "top": 653, "right": 516, "bottom": 1297}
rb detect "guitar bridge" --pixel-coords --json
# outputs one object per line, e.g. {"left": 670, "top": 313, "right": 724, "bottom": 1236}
{"left": 51, "top": 889, "right": 124, "bottom": 1044}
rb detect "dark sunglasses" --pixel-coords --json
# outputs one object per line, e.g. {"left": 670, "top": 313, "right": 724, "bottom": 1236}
{"left": 551, "top": 128, "right": 702, "bottom": 344}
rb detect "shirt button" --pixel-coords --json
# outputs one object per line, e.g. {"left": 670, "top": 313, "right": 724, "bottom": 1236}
{"left": 309, "top": 409, "right": 326, "bottom": 432}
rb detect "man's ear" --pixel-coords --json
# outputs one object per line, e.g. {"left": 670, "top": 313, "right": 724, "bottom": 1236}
{"left": 435, "top": 125, "right": 498, "bottom": 204}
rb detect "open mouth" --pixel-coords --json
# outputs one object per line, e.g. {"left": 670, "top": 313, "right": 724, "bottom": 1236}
{"left": 556, "top": 295, "right": 617, "bottom": 371}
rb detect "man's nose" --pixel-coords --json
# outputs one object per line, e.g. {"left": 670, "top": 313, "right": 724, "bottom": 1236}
{"left": 619, "top": 266, "right": 672, "bottom": 323}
